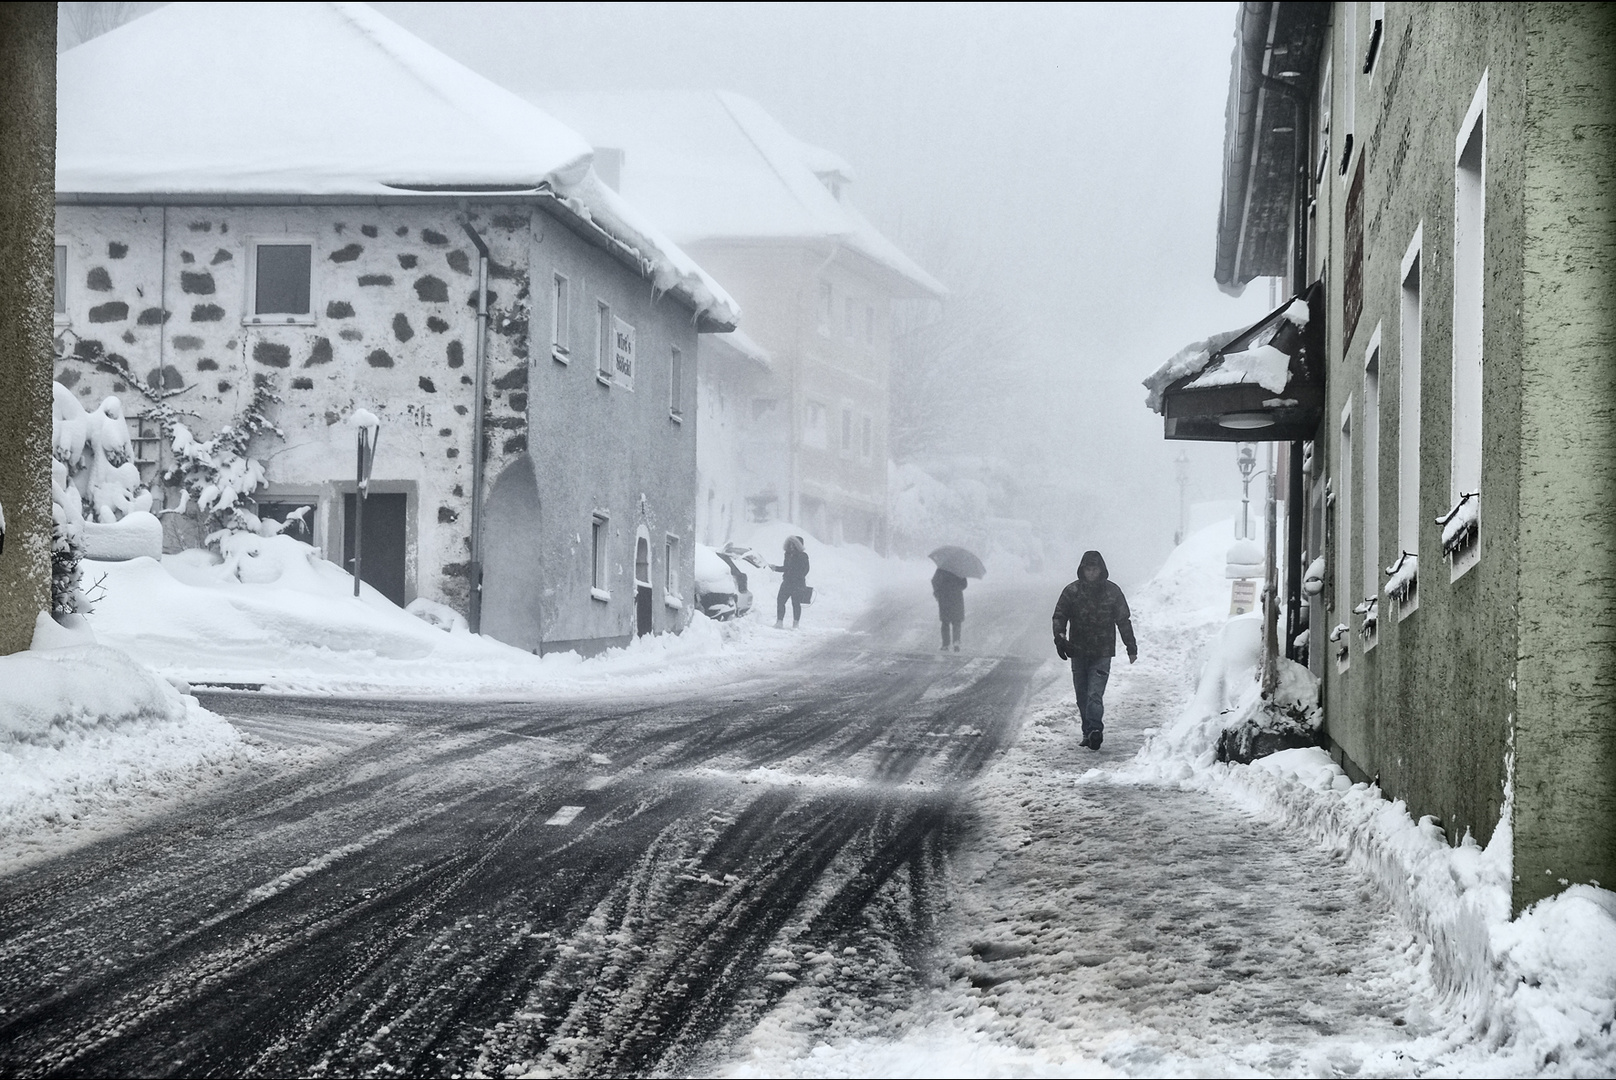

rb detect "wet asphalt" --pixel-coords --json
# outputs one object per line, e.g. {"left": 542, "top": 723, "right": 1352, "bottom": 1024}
{"left": 0, "top": 582, "right": 1057, "bottom": 1078}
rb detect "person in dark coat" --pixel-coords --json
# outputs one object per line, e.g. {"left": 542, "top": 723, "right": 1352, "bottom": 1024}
{"left": 771, "top": 535, "right": 810, "bottom": 628}
{"left": 1051, "top": 550, "right": 1137, "bottom": 750}
{"left": 932, "top": 567, "right": 967, "bottom": 651}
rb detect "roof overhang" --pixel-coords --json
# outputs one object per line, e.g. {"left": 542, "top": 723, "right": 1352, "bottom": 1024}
{"left": 1214, "top": 1, "right": 1330, "bottom": 295}
{"left": 1160, "top": 281, "right": 1325, "bottom": 442}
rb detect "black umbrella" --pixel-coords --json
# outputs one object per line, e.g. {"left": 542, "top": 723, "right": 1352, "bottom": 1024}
{"left": 928, "top": 545, "right": 986, "bottom": 579}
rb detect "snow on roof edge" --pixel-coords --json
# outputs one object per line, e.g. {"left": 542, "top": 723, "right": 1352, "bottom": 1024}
{"left": 1143, "top": 329, "right": 1246, "bottom": 413}
{"left": 548, "top": 169, "right": 739, "bottom": 329}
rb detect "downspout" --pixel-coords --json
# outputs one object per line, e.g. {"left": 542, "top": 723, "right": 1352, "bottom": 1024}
{"left": 461, "top": 219, "right": 490, "bottom": 633}
{"left": 1286, "top": 88, "right": 1309, "bottom": 661}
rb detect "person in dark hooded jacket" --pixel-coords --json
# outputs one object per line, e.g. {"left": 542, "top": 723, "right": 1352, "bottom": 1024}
{"left": 1051, "top": 550, "right": 1137, "bottom": 750}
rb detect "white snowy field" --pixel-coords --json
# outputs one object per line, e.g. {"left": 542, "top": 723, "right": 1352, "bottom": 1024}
{"left": 0, "top": 521, "right": 930, "bottom": 867}
{"left": 718, "top": 519, "right": 1616, "bottom": 1079}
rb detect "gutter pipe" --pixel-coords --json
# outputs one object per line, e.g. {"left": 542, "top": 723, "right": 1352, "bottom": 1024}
{"left": 461, "top": 219, "right": 490, "bottom": 633}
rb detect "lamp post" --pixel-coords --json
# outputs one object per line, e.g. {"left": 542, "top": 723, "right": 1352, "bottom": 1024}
{"left": 1174, "top": 451, "right": 1190, "bottom": 546}
{"left": 1236, "top": 442, "right": 1257, "bottom": 539}
{"left": 352, "top": 411, "right": 379, "bottom": 598}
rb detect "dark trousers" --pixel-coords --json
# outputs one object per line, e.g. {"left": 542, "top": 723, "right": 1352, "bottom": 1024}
{"left": 940, "top": 619, "right": 962, "bottom": 647}
{"left": 776, "top": 583, "right": 802, "bottom": 623}
{"left": 1070, "top": 654, "right": 1112, "bottom": 739}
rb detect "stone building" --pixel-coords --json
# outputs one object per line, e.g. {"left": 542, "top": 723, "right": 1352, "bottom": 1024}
{"left": 1154, "top": 2, "right": 1615, "bottom": 912}
{"left": 539, "top": 92, "right": 944, "bottom": 550}
{"left": 53, "top": 2, "right": 737, "bottom": 655}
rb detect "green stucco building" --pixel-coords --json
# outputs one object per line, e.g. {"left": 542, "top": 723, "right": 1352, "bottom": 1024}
{"left": 1188, "top": 1, "right": 1614, "bottom": 913}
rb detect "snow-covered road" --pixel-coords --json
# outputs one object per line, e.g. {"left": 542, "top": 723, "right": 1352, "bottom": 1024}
{"left": 720, "top": 582, "right": 1444, "bottom": 1078}
{"left": 0, "top": 582, "right": 1051, "bottom": 1078}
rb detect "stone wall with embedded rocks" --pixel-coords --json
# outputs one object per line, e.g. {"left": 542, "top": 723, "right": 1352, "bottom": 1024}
{"left": 53, "top": 199, "right": 702, "bottom": 650}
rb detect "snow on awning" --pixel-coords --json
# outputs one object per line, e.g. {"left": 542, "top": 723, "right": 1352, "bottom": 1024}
{"left": 1144, "top": 282, "right": 1324, "bottom": 442}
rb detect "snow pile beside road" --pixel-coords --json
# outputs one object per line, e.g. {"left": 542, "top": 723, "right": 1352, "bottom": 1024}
{"left": 0, "top": 632, "right": 251, "bottom": 865}
{"left": 83, "top": 529, "right": 911, "bottom": 697}
{"left": 1121, "top": 524, "right": 1616, "bottom": 1075}
{"left": 1199, "top": 750, "right": 1616, "bottom": 1075}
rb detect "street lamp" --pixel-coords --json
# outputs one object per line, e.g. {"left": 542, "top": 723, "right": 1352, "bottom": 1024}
{"left": 1236, "top": 442, "right": 1257, "bottom": 539}
{"left": 351, "top": 409, "right": 379, "bottom": 598}
{"left": 1174, "top": 451, "right": 1190, "bottom": 546}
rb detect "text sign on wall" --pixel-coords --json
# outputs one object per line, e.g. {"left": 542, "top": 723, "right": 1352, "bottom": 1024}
{"left": 612, "top": 316, "right": 635, "bottom": 390}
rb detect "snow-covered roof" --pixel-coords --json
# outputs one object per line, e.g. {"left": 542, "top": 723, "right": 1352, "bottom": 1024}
{"left": 537, "top": 91, "right": 945, "bottom": 298}
{"left": 55, "top": 2, "right": 738, "bottom": 328}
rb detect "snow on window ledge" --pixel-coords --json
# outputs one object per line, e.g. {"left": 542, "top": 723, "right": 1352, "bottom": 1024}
{"left": 552, "top": 345, "right": 570, "bottom": 365}
{"left": 1384, "top": 551, "right": 1418, "bottom": 620}
{"left": 1329, "top": 622, "right": 1350, "bottom": 673}
{"left": 663, "top": 595, "right": 683, "bottom": 610}
{"left": 1438, "top": 492, "right": 1480, "bottom": 579}
{"left": 1354, "top": 596, "right": 1378, "bottom": 649}
{"left": 590, "top": 587, "right": 610, "bottom": 603}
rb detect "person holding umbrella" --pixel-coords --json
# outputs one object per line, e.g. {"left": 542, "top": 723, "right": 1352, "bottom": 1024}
{"left": 929, "top": 546, "right": 985, "bottom": 652}
{"left": 1052, "top": 550, "right": 1136, "bottom": 750}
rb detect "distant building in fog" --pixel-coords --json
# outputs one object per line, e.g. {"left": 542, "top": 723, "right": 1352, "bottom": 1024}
{"left": 539, "top": 92, "right": 944, "bottom": 551}
{"left": 53, "top": 2, "right": 738, "bottom": 655}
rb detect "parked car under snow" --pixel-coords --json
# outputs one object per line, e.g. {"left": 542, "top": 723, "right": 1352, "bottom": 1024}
{"left": 694, "top": 544, "right": 764, "bottom": 620}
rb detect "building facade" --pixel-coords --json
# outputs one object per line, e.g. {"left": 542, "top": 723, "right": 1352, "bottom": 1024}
{"left": 539, "top": 92, "right": 944, "bottom": 551}
{"left": 1199, "top": 1, "right": 1615, "bottom": 913}
{"left": 53, "top": 3, "right": 737, "bottom": 656}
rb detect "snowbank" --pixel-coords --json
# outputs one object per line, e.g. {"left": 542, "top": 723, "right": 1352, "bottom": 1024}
{"left": 83, "top": 530, "right": 910, "bottom": 697}
{"left": 0, "top": 631, "right": 251, "bottom": 866}
{"left": 1120, "top": 522, "right": 1616, "bottom": 1075}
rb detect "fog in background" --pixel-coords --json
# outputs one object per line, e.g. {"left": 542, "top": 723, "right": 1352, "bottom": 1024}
{"left": 65, "top": 1, "right": 1279, "bottom": 585}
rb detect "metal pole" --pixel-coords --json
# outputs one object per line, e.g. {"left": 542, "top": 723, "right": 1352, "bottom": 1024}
{"left": 461, "top": 220, "right": 490, "bottom": 633}
{"left": 1262, "top": 441, "right": 1280, "bottom": 696}
{"left": 352, "top": 431, "right": 364, "bottom": 598}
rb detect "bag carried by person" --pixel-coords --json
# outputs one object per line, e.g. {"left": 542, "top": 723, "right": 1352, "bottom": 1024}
{"left": 798, "top": 585, "right": 814, "bottom": 605}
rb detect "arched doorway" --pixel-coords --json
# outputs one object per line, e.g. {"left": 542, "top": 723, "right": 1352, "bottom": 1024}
{"left": 634, "top": 526, "right": 653, "bottom": 636}
{"left": 481, "top": 456, "right": 543, "bottom": 651}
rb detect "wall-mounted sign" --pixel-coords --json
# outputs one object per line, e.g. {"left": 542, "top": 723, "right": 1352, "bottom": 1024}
{"left": 612, "top": 316, "right": 635, "bottom": 390}
{"left": 1229, "top": 578, "right": 1257, "bottom": 616}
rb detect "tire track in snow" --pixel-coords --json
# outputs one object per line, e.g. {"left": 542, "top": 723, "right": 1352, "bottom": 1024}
{"left": 0, "top": 581, "right": 1060, "bottom": 1078}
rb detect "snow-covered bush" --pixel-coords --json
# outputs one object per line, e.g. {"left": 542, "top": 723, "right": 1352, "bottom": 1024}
{"left": 51, "top": 382, "right": 159, "bottom": 611}
{"left": 164, "top": 379, "right": 287, "bottom": 547}
{"left": 52, "top": 383, "right": 152, "bottom": 524}
{"left": 49, "top": 459, "right": 86, "bottom": 615}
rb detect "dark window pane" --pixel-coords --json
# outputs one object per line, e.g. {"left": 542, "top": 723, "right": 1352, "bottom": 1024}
{"left": 54, "top": 245, "right": 66, "bottom": 313}
{"left": 256, "top": 244, "right": 311, "bottom": 315}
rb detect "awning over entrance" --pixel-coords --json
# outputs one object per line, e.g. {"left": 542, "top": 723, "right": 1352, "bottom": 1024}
{"left": 1144, "top": 281, "right": 1324, "bottom": 442}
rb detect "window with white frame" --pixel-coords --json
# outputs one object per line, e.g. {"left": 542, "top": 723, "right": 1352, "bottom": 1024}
{"left": 1364, "top": 1, "right": 1385, "bottom": 76}
{"left": 1315, "top": 57, "right": 1333, "bottom": 184}
{"left": 1449, "top": 75, "right": 1486, "bottom": 574}
{"left": 817, "top": 281, "right": 833, "bottom": 336}
{"left": 804, "top": 400, "right": 827, "bottom": 449}
{"left": 664, "top": 534, "right": 681, "bottom": 604}
{"left": 247, "top": 240, "right": 314, "bottom": 323}
{"left": 1396, "top": 231, "right": 1422, "bottom": 613}
{"left": 669, "top": 346, "right": 683, "bottom": 419}
{"left": 860, "top": 415, "right": 873, "bottom": 459}
{"left": 865, "top": 303, "right": 876, "bottom": 347}
{"left": 552, "top": 273, "right": 570, "bottom": 361}
{"left": 596, "top": 301, "right": 613, "bottom": 382}
{"left": 590, "top": 513, "right": 610, "bottom": 598}
{"left": 844, "top": 297, "right": 857, "bottom": 343}
{"left": 1361, "top": 334, "right": 1382, "bottom": 642}
{"left": 54, "top": 244, "right": 67, "bottom": 321}
{"left": 1337, "top": 401, "right": 1353, "bottom": 667}
{"left": 1338, "top": 3, "right": 1357, "bottom": 177}
{"left": 841, "top": 407, "right": 854, "bottom": 453}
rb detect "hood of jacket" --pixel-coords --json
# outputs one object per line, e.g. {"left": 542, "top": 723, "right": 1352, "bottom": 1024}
{"left": 1077, "top": 550, "right": 1109, "bottom": 581}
